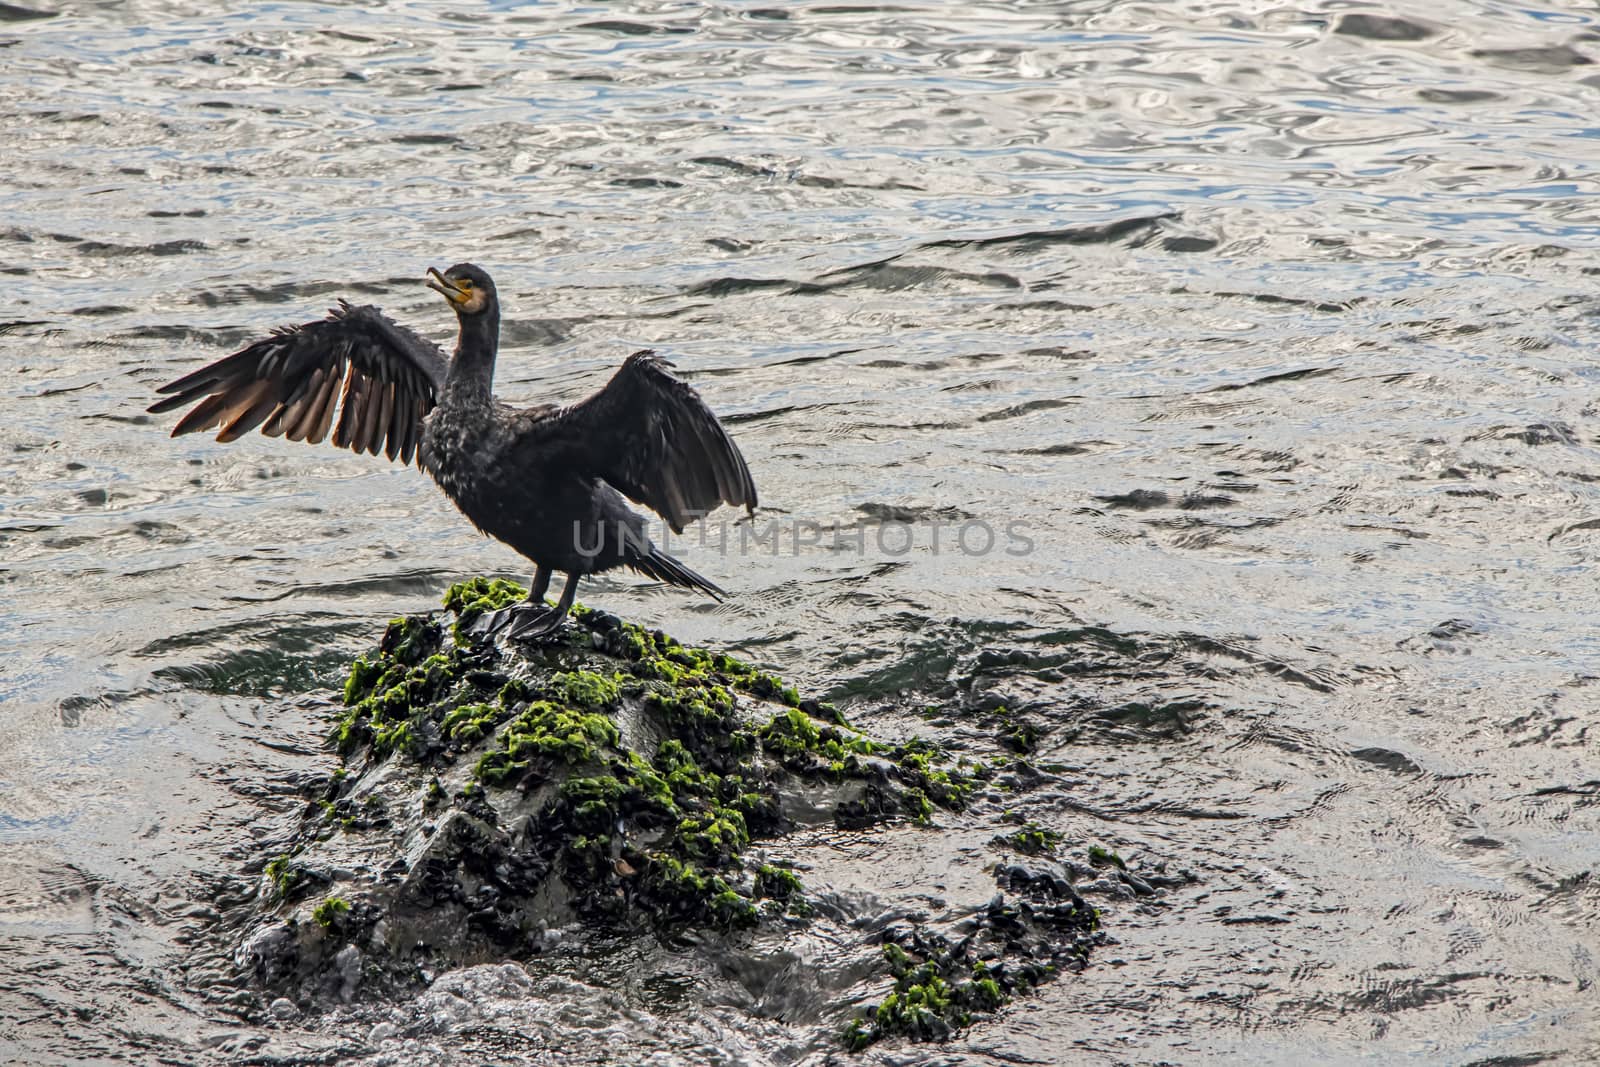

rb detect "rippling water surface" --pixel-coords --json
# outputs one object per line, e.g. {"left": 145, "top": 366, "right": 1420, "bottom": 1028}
{"left": 6, "top": 1, "right": 1600, "bottom": 1064}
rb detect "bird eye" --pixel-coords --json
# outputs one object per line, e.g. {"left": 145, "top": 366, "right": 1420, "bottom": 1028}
{"left": 458, "top": 278, "right": 474, "bottom": 290}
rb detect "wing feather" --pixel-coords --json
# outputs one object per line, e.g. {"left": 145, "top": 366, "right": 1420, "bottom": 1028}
{"left": 394, "top": 392, "right": 415, "bottom": 464}
{"left": 269, "top": 363, "right": 323, "bottom": 439}
{"left": 215, "top": 378, "right": 279, "bottom": 443}
{"left": 525, "top": 349, "right": 757, "bottom": 532}
{"left": 376, "top": 380, "right": 396, "bottom": 459}
{"left": 356, "top": 373, "right": 382, "bottom": 455}
{"left": 148, "top": 302, "right": 447, "bottom": 465}
{"left": 168, "top": 392, "right": 225, "bottom": 436}
{"left": 306, "top": 365, "right": 341, "bottom": 445}
{"left": 303, "top": 361, "right": 345, "bottom": 444}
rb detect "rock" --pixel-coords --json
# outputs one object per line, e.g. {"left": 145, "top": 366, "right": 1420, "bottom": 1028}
{"left": 206, "top": 577, "right": 1101, "bottom": 1050}
{"left": 228, "top": 579, "right": 983, "bottom": 1007}
{"left": 996, "top": 859, "right": 1080, "bottom": 901}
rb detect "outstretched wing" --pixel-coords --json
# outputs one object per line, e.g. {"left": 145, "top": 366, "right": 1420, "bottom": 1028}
{"left": 147, "top": 301, "right": 448, "bottom": 464}
{"left": 531, "top": 349, "right": 757, "bottom": 532}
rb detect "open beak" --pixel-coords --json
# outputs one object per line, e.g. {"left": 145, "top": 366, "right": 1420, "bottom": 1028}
{"left": 426, "top": 267, "right": 465, "bottom": 304}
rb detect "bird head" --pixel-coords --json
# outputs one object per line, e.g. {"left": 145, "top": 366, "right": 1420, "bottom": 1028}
{"left": 426, "top": 262, "right": 497, "bottom": 317}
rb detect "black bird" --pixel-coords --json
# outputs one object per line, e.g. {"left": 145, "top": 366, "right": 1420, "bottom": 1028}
{"left": 148, "top": 263, "right": 757, "bottom": 640}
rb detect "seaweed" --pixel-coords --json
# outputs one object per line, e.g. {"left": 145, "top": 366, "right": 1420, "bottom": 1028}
{"left": 993, "top": 821, "right": 1063, "bottom": 856}
{"left": 844, "top": 894, "right": 1100, "bottom": 1050}
{"left": 311, "top": 897, "right": 350, "bottom": 928}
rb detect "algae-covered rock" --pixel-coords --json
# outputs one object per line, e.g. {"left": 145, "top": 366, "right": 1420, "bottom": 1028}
{"left": 231, "top": 578, "right": 1102, "bottom": 1049}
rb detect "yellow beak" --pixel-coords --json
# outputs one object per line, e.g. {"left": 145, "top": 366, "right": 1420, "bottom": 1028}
{"left": 425, "top": 267, "right": 465, "bottom": 304}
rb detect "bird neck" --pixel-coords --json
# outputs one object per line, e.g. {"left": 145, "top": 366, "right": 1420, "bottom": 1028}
{"left": 445, "top": 309, "right": 499, "bottom": 399}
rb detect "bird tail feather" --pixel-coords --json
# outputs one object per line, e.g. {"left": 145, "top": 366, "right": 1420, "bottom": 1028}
{"left": 631, "top": 546, "right": 725, "bottom": 601}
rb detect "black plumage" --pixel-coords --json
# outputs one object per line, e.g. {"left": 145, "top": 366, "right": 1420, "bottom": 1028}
{"left": 149, "top": 262, "right": 757, "bottom": 639}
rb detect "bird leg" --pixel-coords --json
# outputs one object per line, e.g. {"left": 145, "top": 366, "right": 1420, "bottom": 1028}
{"left": 503, "top": 571, "right": 580, "bottom": 642}
{"left": 525, "top": 565, "right": 551, "bottom": 605}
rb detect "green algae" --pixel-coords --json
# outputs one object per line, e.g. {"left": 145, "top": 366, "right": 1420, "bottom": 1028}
{"left": 546, "top": 743, "right": 769, "bottom": 930}
{"left": 994, "top": 821, "right": 1062, "bottom": 856}
{"left": 370, "top": 718, "right": 414, "bottom": 759}
{"left": 336, "top": 592, "right": 631, "bottom": 771}
{"left": 846, "top": 941, "right": 973, "bottom": 1051}
{"left": 1088, "top": 844, "right": 1127, "bottom": 871}
{"left": 756, "top": 708, "right": 981, "bottom": 826}
{"left": 311, "top": 897, "right": 350, "bottom": 928}
{"left": 524, "top": 690, "right": 961, "bottom": 931}
{"left": 264, "top": 855, "right": 300, "bottom": 900}
{"left": 609, "top": 622, "right": 797, "bottom": 712}
{"left": 845, "top": 896, "right": 1099, "bottom": 1051}
{"left": 336, "top": 615, "right": 455, "bottom": 759}
{"left": 677, "top": 808, "right": 750, "bottom": 864}
{"left": 474, "top": 700, "right": 621, "bottom": 786}
{"left": 754, "top": 863, "right": 803, "bottom": 900}
{"left": 549, "top": 669, "right": 620, "bottom": 709}
{"left": 752, "top": 863, "right": 809, "bottom": 916}
{"left": 759, "top": 705, "right": 880, "bottom": 770}
{"left": 871, "top": 970, "right": 957, "bottom": 1040}
{"left": 894, "top": 743, "right": 977, "bottom": 823}
{"left": 439, "top": 702, "right": 497, "bottom": 744}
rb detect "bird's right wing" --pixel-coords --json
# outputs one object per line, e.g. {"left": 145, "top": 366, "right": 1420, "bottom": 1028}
{"left": 147, "top": 301, "right": 449, "bottom": 464}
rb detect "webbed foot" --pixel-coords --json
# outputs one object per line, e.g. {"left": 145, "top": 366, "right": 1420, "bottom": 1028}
{"left": 502, "top": 603, "right": 571, "bottom": 642}
{"left": 463, "top": 602, "right": 565, "bottom": 642}
{"left": 462, "top": 604, "right": 518, "bottom": 640}
{"left": 464, "top": 570, "right": 580, "bottom": 644}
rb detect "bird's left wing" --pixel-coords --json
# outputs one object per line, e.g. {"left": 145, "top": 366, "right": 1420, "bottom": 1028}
{"left": 148, "top": 301, "right": 448, "bottom": 464}
{"left": 525, "top": 349, "right": 757, "bottom": 532}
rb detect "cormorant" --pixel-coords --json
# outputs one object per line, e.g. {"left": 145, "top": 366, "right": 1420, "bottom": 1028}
{"left": 148, "top": 263, "right": 757, "bottom": 640}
